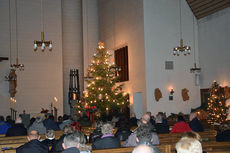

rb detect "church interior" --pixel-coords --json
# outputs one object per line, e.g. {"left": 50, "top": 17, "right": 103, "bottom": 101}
{"left": 0, "top": 0, "right": 230, "bottom": 123}
{"left": 1, "top": 0, "right": 230, "bottom": 153}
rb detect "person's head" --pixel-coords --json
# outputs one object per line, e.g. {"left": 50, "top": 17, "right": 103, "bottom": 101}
{"left": 177, "top": 115, "right": 185, "bottom": 122}
{"left": 27, "top": 130, "right": 40, "bottom": 141}
{"left": 130, "top": 113, "right": 136, "bottom": 118}
{"left": 15, "top": 116, "right": 22, "bottom": 124}
{"left": 0, "top": 116, "right": 5, "bottom": 122}
{"left": 155, "top": 114, "right": 163, "bottom": 124}
{"left": 132, "top": 144, "right": 155, "bottom": 153}
{"left": 176, "top": 138, "right": 202, "bottom": 153}
{"left": 63, "top": 125, "right": 74, "bottom": 135}
{"left": 136, "top": 124, "right": 152, "bottom": 144}
{"left": 141, "top": 113, "right": 150, "bottom": 124}
{"left": 189, "top": 112, "right": 197, "bottom": 121}
{"left": 58, "top": 116, "right": 63, "bottom": 122}
{"left": 146, "top": 112, "right": 151, "bottom": 117}
{"left": 63, "top": 114, "right": 69, "bottom": 121}
{"left": 46, "top": 130, "right": 55, "bottom": 139}
{"left": 101, "top": 122, "right": 113, "bottom": 135}
{"left": 62, "top": 133, "right": 80, "bottom": 150}
{"left": 74, "top": 131, "right": 86, "bottom": 145}
{"left": 95, "top": 120, "right": 103, "bottom": 129}
{"left": 182, "top": 131, "right": 201, "bottom": 141}
{"left": 6, "top": 116, "right": 12, "bottom": 121}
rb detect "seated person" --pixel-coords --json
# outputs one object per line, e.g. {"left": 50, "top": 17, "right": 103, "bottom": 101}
{"left": 123, "top": 120, "right": 160, "bottom": 147}
{"left": 43, "top": 115, "right": 60, "bottom": 131}
{"left": 142, "top": 113, "right": 156, "bottom": 132}
{"left": 29, "top": 117, "right": 46, "bottom": 134}
{"left": 71, "top": 114, "right": 82, "bottom": 131}
{"left": 136, "top": 124, "right": 161, "bottom": 153}
{"left": 89, "top": 120, "right": 103, "bottom": 143}
{"left": 189, "top": 112, "right": 204, "bottom": 132}
{"left": 52, "top": 125, "right": 74, "bottom": 152}
{"left": 6, "top": 115, "right": 15, "bottom": 127}
{"left": 155, "top": 114, "right": 169, "bottom": 134}
{"left": 16, "top": 130, "right": 48, "bottom": 153}
{"left": 129, "top": 113, "right": 138, "bottom": 127}
{"left": 132, "top": 144, "right": 161, "bottom": 153}
{"left": 115, "top": 116, "right": 132, "bottom": 141}
{"left": 170, "top": 115, "right": 192, "bottom": 133}
{"left": 176, "top": 137, "right": 202, "bottom": 153}
{"left": 0, "top": 116, "right": 11, "bottom": 134}
{"left": 75, "top": 131, "right": 91, "bottom": 153}
{"left": 216, "top": 120, "right": 230, "bottom": 142}
{"left": 42, "top": 130, "right": 56, "bottom": 149}
{"left": 59, "top": 114, "right": 72, "bottom": 130}
{"left": 6, "top": 116, "right": 27, "bottom": 136}
{"left": 62, "top": 133, "right": 80, "bottom": 153}
{"left": 92, "top": 122, "right": 120, "bottom": 150}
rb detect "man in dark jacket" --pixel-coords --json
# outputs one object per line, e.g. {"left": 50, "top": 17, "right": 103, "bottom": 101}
{"left": 92, "top": 122, "right": 120, "bottom": 150}
{"left": 62, "top": 133, "right": 80, "bottom": 153}
{"left": 189, "top": 113, "right": 204, "bottom": 132}
{"left": 16, "top": 130, "right": 48, "bottom": 153}
{"left": 6, "top": 117, "right": 27, "bottom": 136}
{"left": 43, "top": 115, "right": 60, "bottom": 130}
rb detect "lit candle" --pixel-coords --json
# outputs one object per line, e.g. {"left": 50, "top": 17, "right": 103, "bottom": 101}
{"left": 54, "top": 97, "right": 58, "bottom": 109}
{"left": 73, "top": 93, "right": 77, "bottom": 100}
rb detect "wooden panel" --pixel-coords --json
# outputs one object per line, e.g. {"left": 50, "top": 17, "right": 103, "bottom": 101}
{"left": 186, "top": 0, "right": 230, "bottom": 19}
{"left": 115, "top": 46, "right": 129, "bottom": 82}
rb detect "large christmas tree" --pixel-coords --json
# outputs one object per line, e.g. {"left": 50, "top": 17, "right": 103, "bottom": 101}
{"left": 76, "top": 42, "right": 129, "bottom": 116}
{"left": 207, "top": 81, "right": 227, "bottom": 124}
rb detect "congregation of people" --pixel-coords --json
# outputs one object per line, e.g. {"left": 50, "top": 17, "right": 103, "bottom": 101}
{"left": 0, "top": 111, "right": 230, "bottom": 153}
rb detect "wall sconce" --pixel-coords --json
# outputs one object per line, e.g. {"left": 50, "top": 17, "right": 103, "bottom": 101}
{"left": 169, "top": 88, "right": 174, "bottom": 101}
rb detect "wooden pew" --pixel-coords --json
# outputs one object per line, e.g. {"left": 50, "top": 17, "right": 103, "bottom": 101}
{"left": 92, "top": 145, "right": 172, "bottom": 153}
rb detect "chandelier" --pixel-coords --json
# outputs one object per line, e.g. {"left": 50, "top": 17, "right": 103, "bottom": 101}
{"left": 173, "top": 0, "right": 191, "bottom": 56}
{"left": 33, "top": 0, "right": 52, "bottom": 51}
{"left": 190, "top": 16, "right": 201, "bottom": 73}
{"left": 10, "top": 0, "right": 24, "bottom": 71}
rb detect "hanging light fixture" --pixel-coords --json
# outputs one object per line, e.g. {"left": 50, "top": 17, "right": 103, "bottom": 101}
{"left": 10, "top": 0, "right": 24, "bottom": 71}
{"left": 173, "top": 0, "right": 191, "bottom": 56}
{"left": 190, "top": 16, "right": 201, "bottom": 73}
{"left": 33, "top": 0, "right": 52, "bottom": 51}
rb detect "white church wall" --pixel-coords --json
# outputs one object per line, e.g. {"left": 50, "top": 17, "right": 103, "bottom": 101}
{"left": 198, "top": 7, "right": 230, "bottom": 88}
{"left": 143, "top": 0, "right": 201, "bottom": 116}
{"left": 0, "top": 0, "right": 63, "bottom": 117}
{"left": 62, "top": 0, "right": 84, "bottom": 115}
{"left": 98, "top": 0, "right": 147, "bottom": 113}
{"left": 82, "top": 0, "right": 99, "bottom": 90}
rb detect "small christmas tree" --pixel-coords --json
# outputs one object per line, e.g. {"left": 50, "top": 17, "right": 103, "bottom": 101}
{"left": 207, "top": 81, "right": 227, "bottom": 124}
{"left": 76, "top": 42, "right": 129, "bottom": 116}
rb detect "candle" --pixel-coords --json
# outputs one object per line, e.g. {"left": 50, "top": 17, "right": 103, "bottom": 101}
{"left": 54, "top": 97, "right": 58, "bottom": 109}
{"left": 73, "top": 93, "right": 77, "bottom": 100}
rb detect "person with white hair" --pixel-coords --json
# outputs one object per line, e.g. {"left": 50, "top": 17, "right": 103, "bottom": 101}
{"left": 176, "top": 137, "right": 202, "bottom": 153}
{"left": 132, "top": 144, "right": 160, "bottom": 153}
{"left": 92, "top": 122, "right": 120, "bottom": 150}
{"left": 62, "top": 133, "right": 80, "bottom": 153}
{"left": 6, "top": 116, "right": 27, "bottom": 136}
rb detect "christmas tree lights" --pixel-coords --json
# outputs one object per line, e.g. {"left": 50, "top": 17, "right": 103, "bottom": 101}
{"left": 207, "top": 81, "right": 227, "bottom": 124}
{"left": 76, "top": 42, "right": 129, "bottom": 115}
